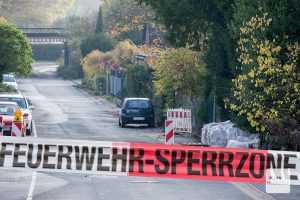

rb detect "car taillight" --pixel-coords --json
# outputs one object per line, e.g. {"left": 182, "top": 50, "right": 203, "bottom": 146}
{"left": 23, "top": 113, "right": 29, "bottom": 118}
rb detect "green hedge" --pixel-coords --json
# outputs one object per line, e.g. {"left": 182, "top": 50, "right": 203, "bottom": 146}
{"left": 125, "top": 64, "right": 153, "bottom": 98}
{"left": 57, "top": 59, "right": 83, "bottom": 80}
{"left": 80, "top": 33, "right": 116, "bottom": 57}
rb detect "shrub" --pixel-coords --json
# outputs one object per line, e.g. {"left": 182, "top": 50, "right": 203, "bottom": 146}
{"left": 0, "top": 84, "right": 17, "bottom": 92}
{"left": 80, "top": 33, "right": 116, "bottom": 57}
{"left": 81, "top": 50, "right": 111, "bottom": 81}
{"left": 262, "top": 117, "right": 300, "bottom": 151}
{"left": 57, "top": 59, "right": 83, "bottom": 79}
{"left": 125, "top": 64, "right": 153, "bottom": 98}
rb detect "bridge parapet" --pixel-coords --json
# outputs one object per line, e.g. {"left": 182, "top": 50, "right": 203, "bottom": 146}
{"left": 19, "top": 28, "right": 67, "bottom": 44}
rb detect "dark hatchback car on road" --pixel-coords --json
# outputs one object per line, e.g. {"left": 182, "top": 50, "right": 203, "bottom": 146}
{"left": 118, "top": 98, "right": 155, "bottom": 128}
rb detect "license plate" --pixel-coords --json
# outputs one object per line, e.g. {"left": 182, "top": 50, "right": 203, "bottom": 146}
{"left": 133, "top": 117, "right": 145, "bottom": 121}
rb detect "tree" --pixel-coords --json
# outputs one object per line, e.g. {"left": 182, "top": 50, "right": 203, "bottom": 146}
{"left": 96, "top": 6, "right": 104, "bottom": 34}
{"left": 226, "top": 14, "right": 300, "bottom": 150}
{"left": 0, "top": 0, "right": 75, "bottom": 27}
{"left": 0, "top": 23, "right": 33, "bottom": 80}
{"left": 153, "top": 48, "right": 207, "bottom": 108}
{"left": 80, "top": 33, "right": 116, "bottom": 57}
{"left": 104, "top": 0, "right": 165, "bottom": 45}
{"left": 110, "top": 40, "right": 139, "bottom": 68}
{"left": 65, "top": 15, "right": 96, "bottom": 40}
{"left": 136, "top": 0, "right": 231, "bottom": 49}
{"left": 125, "top": 64, "right": 152, "bottom": 98}
{"left": 82, "top": 50, "right": 109, "bottom": 81}
{"left": 137, "top": 0, "right": 235, "bottom": 123}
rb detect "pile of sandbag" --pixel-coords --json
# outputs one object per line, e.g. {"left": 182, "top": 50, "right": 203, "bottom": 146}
{"left": 201, "top": 121, "right": 260, "bottom": 149}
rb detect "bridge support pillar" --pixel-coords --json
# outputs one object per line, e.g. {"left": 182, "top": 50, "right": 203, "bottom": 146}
{"left": 64, "top": 41, "right": 69, "bottom": 68}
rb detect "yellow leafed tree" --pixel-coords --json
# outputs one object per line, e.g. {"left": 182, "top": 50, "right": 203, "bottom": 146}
{"left": 227, "top": 13, "right": 300, "bottom": 139}
{"left": 82, "top": 50, "right": 112, "bottom": 81}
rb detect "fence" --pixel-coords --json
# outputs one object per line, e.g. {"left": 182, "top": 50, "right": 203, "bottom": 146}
{"left": 167, "top": 108, "right": 192, "bottom": 133}
{"left": 110, "top": 72, "right": 124, "bottom": 99}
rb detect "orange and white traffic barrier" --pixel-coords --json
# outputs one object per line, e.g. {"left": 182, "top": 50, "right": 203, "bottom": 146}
{"left": 11, "top": 122, "right": 23, "bottom": 137}
{"left": 167, "top": 108, "right": 192, "bottom": 133}
{"left": 11, "top": 110, "right": 23, "bottom": 137}
{"left": 165, "top": 120, "right": 174, "bottom": 145}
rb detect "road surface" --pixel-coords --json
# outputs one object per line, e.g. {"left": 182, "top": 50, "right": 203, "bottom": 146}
{"left": 0, "top": 62, "right": 289, "bottom": 200}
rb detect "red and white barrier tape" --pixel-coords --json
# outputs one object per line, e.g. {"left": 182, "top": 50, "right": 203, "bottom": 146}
{"left": 0, "top": 137, "right": 299, "bottom": 185}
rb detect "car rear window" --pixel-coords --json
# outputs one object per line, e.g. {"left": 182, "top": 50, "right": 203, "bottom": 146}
{"left": 3, "top": 76, "right": 16, "bottom": 82}
{"left": 0, "top": 97, "right": 27, "bottom": 109}
{"left": 0, "top": 104, "right": 19, "bottom": 115}
{"left": 125, "top": 100, "right": 150, "bottom": 109}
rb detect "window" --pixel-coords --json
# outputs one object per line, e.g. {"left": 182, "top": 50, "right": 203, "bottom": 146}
{"left": 126, "top": 100, "right": 150, "bottom": 109}
{"left": 0, "top": 97, "right": 27, "bottom": 109}
{"left": 3, "top": 75, "right": 16, "bottom": 82}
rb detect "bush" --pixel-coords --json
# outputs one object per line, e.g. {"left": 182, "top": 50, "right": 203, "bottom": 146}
{"left": 261, "top": 117, "right": 300, "bottom": 151}
{"left": 125, "top": 64, "right": 153, "bottom": 98}
{"left": 0, "top": 84, "right": 17, "bottom": 92}
{"left": 81, "top": 50, "right": 109, "bottom": 81}
{"left": 80, "top": 33, "right": 116, "bottom": 57}
{"left": 91, "top": 75, "right": 106, "bottom": 95}
{"left": 57, "top": 59, "right": 83, "bottom": 79}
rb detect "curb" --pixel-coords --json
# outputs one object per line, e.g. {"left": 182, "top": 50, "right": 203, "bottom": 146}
{"left": 69, "top": 80, "right": 117, "bottom": 111}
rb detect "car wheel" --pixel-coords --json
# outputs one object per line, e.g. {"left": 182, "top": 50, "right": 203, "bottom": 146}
{"left": 148, "top": 120, "right": 155, "bottom": 128}
{"left": 118, "top": 118, "right": 121, "bottom": 126}
{"left": 26, "top": 122, "right": 32, "bottom": 136}
{"left": 120, "top": 118, "right": 126, "bottom": 128}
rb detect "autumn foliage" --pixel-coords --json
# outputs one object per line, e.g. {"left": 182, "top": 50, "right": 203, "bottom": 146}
{"left": 226, "top": 14, "right": 300, "bottom": 149}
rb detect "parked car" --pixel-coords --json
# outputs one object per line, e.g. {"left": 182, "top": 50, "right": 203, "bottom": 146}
{"left": 2, "top": 74, "right": 18, "bottom": 90}
{"left": 118, "top": 98, "right": 155, "bottom": 128}
{"left": 0, "top": 92, "right": 34, "bottom": 135}
{"left": 0, "top": 102, "right": 26, "bottom": 136}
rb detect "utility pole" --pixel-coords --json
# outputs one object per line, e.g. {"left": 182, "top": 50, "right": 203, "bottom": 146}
{"left": 213, "top": 90, "right": 216, "bottom": 122}
{"left": 106, "top": 67, "right": 109, "bottom": 96}
{"left": 212, "top": 75, "right": 216, "bottom": 122}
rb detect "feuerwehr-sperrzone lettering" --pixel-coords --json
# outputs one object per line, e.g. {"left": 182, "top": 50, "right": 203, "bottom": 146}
{"left": 0, "top": 137, "right": 299, "bottom": 184}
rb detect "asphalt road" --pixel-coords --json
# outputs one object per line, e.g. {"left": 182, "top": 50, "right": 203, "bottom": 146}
{"left": 0, "top": 62, "right": 294, "bottom": 200}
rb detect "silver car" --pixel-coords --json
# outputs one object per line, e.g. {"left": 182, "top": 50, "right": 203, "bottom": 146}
{"left": 2, "top": 74, "right": 18, "bottom": 90}
{"left": 0, "top": 92, "right": 34, "bottom": 135}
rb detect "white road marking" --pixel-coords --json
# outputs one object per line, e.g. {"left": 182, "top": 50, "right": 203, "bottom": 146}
{"left": 32, "top": 120, "right": 37, "bottom": 139}
{"left": 128, "top": 181, "right": 159, "bottom": 183}
{"left": 27, "top": 120, "right": 37, "bottom": 200}
{"left": 26, "top": 172, "right": 37, "bottom": 200}
{"left": 231, "top": 182, "right": 275, "bottom": 200}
